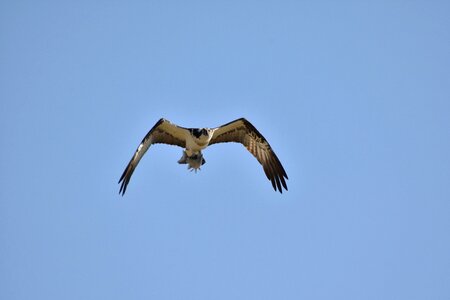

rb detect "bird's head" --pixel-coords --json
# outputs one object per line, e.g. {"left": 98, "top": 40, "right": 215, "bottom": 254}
{"left": 201, "top": 128, "right": 209, "bottom": 136}
{"left": 192, "top": 128, "right": 211, "bottom": 139}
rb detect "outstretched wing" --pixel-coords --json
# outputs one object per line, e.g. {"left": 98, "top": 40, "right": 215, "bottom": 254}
{"left": 209, "top": 118, "right": 288, "bottom": 193}
{"left": 118, "top": 118, "right": 188, "bottom": 195}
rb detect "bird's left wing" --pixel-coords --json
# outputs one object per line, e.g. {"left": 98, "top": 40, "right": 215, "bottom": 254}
{"left": 209, "top": 118, "right": 288, "bottom": 193}
{"left": 118, "top": 118, "right": 188, "bottom": 195}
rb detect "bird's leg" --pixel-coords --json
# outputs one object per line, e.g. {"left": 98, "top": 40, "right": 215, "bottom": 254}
{"left": 186, "top": 152, "right": 204, "bottom": 172}
{"left": 177, "top": 151, "right": 188, "bottom": 164}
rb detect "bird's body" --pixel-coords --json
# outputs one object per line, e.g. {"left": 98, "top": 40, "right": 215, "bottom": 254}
{"left": 118, "top": 118, "right": 288, "bottom": 195}
{"left": 177, "top": 128, "right": 213, "bottom": 172}
{"left": 185, "top": 128, "right": 214, "bottom": 154}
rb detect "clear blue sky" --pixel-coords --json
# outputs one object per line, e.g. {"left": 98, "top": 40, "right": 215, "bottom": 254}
{"left": 1, "top": 1, "right": 449, "bottom": 299}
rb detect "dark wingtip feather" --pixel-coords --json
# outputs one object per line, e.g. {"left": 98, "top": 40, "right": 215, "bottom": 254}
{"left": 270, "top": 177, "right": 277, "bottom": 190}
{"left": 274, "top": 173, "right": 282, "bottom": 193}
{"left": 118, "top": 174, "right": 127, "bottom": 196}
{"left": 118, "top": 163, "right": 135, "bottom": 196}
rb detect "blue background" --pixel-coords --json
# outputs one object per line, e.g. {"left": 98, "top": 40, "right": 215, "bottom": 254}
{"left": 1, "top": 1, "right": 449, "bottom": 299}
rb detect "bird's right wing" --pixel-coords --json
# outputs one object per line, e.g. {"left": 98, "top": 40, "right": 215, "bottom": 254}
{"left": 118, "top": 118, "right": 188, "bottom": 195}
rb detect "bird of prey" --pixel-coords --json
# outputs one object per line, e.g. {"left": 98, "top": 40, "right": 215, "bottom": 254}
{"left": 118, "top": 118, "right": 288, "bottom": 195}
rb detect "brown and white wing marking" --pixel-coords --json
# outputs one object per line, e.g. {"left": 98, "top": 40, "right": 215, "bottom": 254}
{"left": 209, "top": 118, "right": 288, "bottom": 193}
{"left": 118, "top": 118, "right": 188, "bottom": 195}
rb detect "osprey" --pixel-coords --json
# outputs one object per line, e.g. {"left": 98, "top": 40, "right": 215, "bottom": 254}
{"left": 118, "top": 118, "right": 288, "bottom": 195}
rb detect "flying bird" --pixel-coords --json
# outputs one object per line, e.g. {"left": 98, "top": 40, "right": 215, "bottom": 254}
{"left": 118, "top": 118, "right": 288, "bottom": 195}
